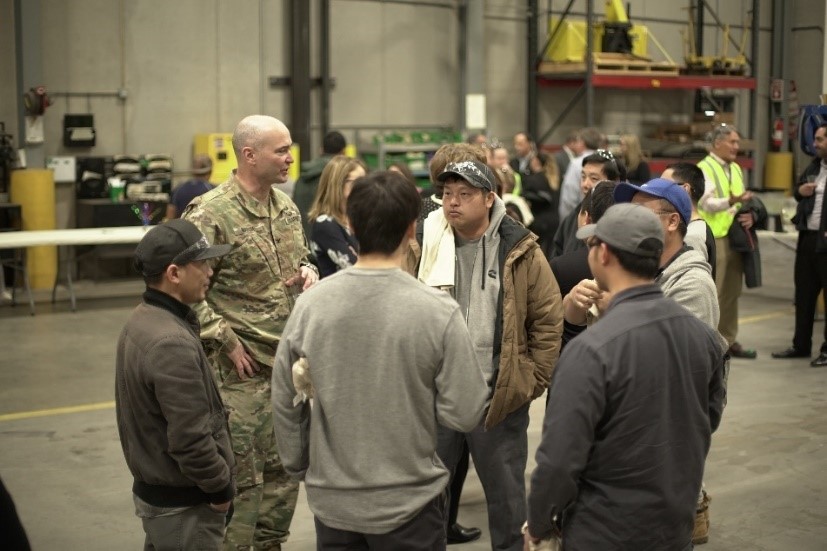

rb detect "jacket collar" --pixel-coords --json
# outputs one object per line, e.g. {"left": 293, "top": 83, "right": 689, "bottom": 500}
{"left": 228, "top": 170, "right": 289, "bottom": 220}
{"left": 606, "top": 283, "right": 663, "bottom": 311}
{"left": 655, "top": 243, "right": 691, "bottom": 280}
{"left": 709, "top": 151, "right": 729, "bottom": 167}
{"left": 143, "top": 288, "right": 195, "bottom": 324}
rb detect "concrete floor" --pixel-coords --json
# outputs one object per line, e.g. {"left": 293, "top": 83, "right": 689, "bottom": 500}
{"left": 0, "top": 234, "right": 825, "bottom": 551}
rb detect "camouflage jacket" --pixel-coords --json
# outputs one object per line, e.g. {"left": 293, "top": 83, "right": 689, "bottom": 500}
{"left": 183, "top": 172, "right": 315, "bottom": 366}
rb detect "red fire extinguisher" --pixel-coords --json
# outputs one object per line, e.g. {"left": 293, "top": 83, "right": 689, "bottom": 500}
{"left": 771, "top": 117, "right": 784, "bottom": 150}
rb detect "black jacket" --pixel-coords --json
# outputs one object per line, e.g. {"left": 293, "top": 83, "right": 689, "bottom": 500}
{"left": 528, "top": 284, "right": 725, "bottom": 549}
{"left": 730, "top": 196, "right": 767, "bottom": 288}
{"left": 792, "top": 158, "right": 827, "bottom": 252}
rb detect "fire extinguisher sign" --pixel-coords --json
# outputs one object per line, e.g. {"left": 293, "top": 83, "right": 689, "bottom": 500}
{"left": 770, "top": 79, "right": 783, "bottom": 102}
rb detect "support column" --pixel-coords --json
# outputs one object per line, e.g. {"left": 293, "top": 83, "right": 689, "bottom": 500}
{"left": 14, "top": 0, "right": 45, "bottom": 168}
{"left": 461, "top": 0, "right": 486, "bottom": 134}
{"left": 527, "top": 0, "right": 538, "bottom": 140}
{"left": 319, "top": 0, "right": 331, "bottom": 139}
{"left": 749, "top": 0, "right": 761, "bottom": 188}
{"left": 585, "top": 0, "right": 594, "bottom": 126}
{"left": 291, "top": 0, "right": 311, "bottom": 160}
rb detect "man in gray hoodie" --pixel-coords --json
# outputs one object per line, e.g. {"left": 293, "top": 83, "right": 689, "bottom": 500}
{"left": 614, "top": 178, "right": 719, "bottom": 329}
{"left": 407, "top": 160, "right": 563, "bottom": 550}
{"left": 272, "top": 171, "right": 488, "bottom": 550}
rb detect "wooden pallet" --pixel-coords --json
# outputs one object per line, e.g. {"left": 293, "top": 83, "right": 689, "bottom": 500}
{"left": 539, "top": 53, "right": 680, "bottom": 76}
{"left": 681, "top": 66, "right": 747, "bottom": 77}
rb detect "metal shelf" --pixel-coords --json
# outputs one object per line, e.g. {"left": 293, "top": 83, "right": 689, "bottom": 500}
{"left": 537, "top": 74, "right": 756, "bottom": 90}
{"left": 376, "top": 143, "right": 444, "bottom": 171}
{"left": 528, "top": 0, "right": 760, "bottom": 146}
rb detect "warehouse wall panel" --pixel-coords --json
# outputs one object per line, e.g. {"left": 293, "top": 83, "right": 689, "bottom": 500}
{"left": 0, "top": 0, "right": 821, "bottom": 181}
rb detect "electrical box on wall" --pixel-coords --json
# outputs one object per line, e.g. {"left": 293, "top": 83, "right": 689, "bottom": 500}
{"left": 46, "top": 156, "right": 76, "bottom": 182}
{"left": 193, "top": 134, "right": 237, "bottom": 184}
{"left": 63, "top": 114, "right": 96, "bottom": 147}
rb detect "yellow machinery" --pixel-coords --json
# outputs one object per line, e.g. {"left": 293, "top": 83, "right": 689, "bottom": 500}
{"left": 544, "top": 0, "right": 673, "bottom": 65}
{"left": 194, "top": 134, "right": 300, "bottom": 184}
{"left": 193, "top": 133, "right": 237, "bottom": 185}
{"left": 682, "top": 6, "right": 748, "bottom": 74}
{"left": 719, "top": 23, "right": 748, "bottom": 74}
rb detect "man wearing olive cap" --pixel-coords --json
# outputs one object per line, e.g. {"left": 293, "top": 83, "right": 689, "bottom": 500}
{"left": 115, "top": 219, "right": 234, "bottom": 550}
{"left": 524, "top": 203, "right": 726, "bottom": 551}
{"left": 406, "top": 159, "right": 563, "bottom": 550}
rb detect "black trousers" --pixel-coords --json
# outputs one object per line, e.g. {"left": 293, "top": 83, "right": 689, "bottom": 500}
{"left": 314, "top": 492, "right": 447, "bottom": 551}
{"left": 793, "top": 231, "right": 827, "bottom": 354}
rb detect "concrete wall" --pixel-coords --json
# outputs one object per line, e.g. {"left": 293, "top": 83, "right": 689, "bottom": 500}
{"left": 0, "top": 0, "right": 17, "bottom": 146}
{"left": 0, "top": 0, "right": 824, "bottom": 181}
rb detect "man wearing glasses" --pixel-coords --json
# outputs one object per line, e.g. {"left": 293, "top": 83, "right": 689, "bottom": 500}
{"left": 614, "top": 178, "right": 720, "bottom": 329}
{"left": 408, "top": 160, "right": 563, "bottom": 550}
{"left": 524, "top": 203, "right": 726, "bottom": 550}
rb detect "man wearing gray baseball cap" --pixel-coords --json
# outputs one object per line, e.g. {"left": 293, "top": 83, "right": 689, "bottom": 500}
{"left": 406, "top": 158, "right": 563, "bottom": 549}
{"left": 116, "top": 219, "right": 234, "bottom": 550}
{"left": 525, "top": 203, "right": 726, "bottom": 551}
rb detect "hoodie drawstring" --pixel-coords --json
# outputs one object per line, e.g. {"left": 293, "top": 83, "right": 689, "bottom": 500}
{"left": 481, "top": 235, "right": 486, "bottom": 290}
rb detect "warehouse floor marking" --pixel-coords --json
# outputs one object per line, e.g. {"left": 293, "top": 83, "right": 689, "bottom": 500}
{"left": 0, "top": 401, "right": 115, "bottom": 422}
{"left": 0, "top": 309, "right": 798, "bottom": 422}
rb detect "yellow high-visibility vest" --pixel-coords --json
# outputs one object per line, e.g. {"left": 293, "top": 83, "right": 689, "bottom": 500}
{"left": 697, "top": 155, "right": 745, "bottom": 238}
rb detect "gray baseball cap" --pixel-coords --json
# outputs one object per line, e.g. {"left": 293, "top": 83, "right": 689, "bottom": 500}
{"left": 437, "top": 160, "right": 496, "bottom": 193}
{"left": 576, "top": 203, "right": 664, "bottom": 258}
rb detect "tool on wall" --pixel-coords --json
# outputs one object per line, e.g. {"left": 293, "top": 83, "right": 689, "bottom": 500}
{"left": 22, "top": 86, "right": 51, "bottom": 116}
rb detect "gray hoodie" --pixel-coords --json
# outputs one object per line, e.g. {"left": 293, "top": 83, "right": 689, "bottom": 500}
{"left": 453, "top": 198, "right": 508, "bottom": 385}
{"left": 656, "top": 246, "right": 720, "bottom": 330}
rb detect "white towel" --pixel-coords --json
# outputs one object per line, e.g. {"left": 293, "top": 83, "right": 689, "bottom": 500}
{"left": 418, "top": 209, "right": 455, "bottom": 288}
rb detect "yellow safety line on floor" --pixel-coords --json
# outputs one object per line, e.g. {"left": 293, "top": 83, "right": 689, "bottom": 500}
{"left": 0, "top": 309, "right": 799, "bottom": 423}
{"left": 0, "top": 401, "right": 115, "bottom": 422}
{"left": 739, "top": 308, "right": 795, "bottom": 325}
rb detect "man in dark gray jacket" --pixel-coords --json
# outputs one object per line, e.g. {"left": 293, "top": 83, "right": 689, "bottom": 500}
{"left": 115, "top": 219, "right": 234, "bottom": 550}
{"left": 525, "top": 204, "right": 726, "bottom": 550}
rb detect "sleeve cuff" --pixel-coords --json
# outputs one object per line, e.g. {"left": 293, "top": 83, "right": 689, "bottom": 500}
{"left": 206, "top": 481, "right": 235, "bottom": 504}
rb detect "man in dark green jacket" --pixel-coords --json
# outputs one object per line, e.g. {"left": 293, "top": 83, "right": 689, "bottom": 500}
{"left": 293, "top": 130, "right": 346, "bottom": 234}
{"left": 116, "top": 219, "right": 234, "bottom": 550}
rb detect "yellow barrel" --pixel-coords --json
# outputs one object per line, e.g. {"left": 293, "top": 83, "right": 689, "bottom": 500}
{"left": 764, "top": 152, "right": 794, "bottom": 193}
{"left": 10, "top": 169, "right": 57, "bottom": 289}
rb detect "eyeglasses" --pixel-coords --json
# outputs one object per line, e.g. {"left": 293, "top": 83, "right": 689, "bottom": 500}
{"left": 654, "top": 210, "right": 678, "bottom": 218}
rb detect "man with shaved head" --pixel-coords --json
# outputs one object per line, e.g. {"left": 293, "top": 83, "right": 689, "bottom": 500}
{"left": 184, "top": 114, "right": 319, "bottom": 550}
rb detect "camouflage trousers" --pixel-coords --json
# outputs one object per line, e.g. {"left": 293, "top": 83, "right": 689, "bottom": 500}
{"left": 211, "top": 351, "right": 299, "bottom": 551}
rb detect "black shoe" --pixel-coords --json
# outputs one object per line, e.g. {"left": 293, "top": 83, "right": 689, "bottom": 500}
{"left": 771, "top": 347, "right": 810, "bottom": 359}
{"left": 447, "top": 523, "right": 482, "bottom": 545}
{"left": 728, "top": 342, "right": 757, "bottom": 359}
{"left": 810, "top": 353, "right": 827, "bottom": 367}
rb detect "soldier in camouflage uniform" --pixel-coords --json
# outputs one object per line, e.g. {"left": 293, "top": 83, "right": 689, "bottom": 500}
{"left": 184, "top": 115, "right": 319, "bottom": 550}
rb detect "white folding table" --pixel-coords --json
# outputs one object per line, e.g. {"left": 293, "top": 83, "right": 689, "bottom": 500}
{"left": 0, "top": 226, "right": 152, "bottom": 313}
